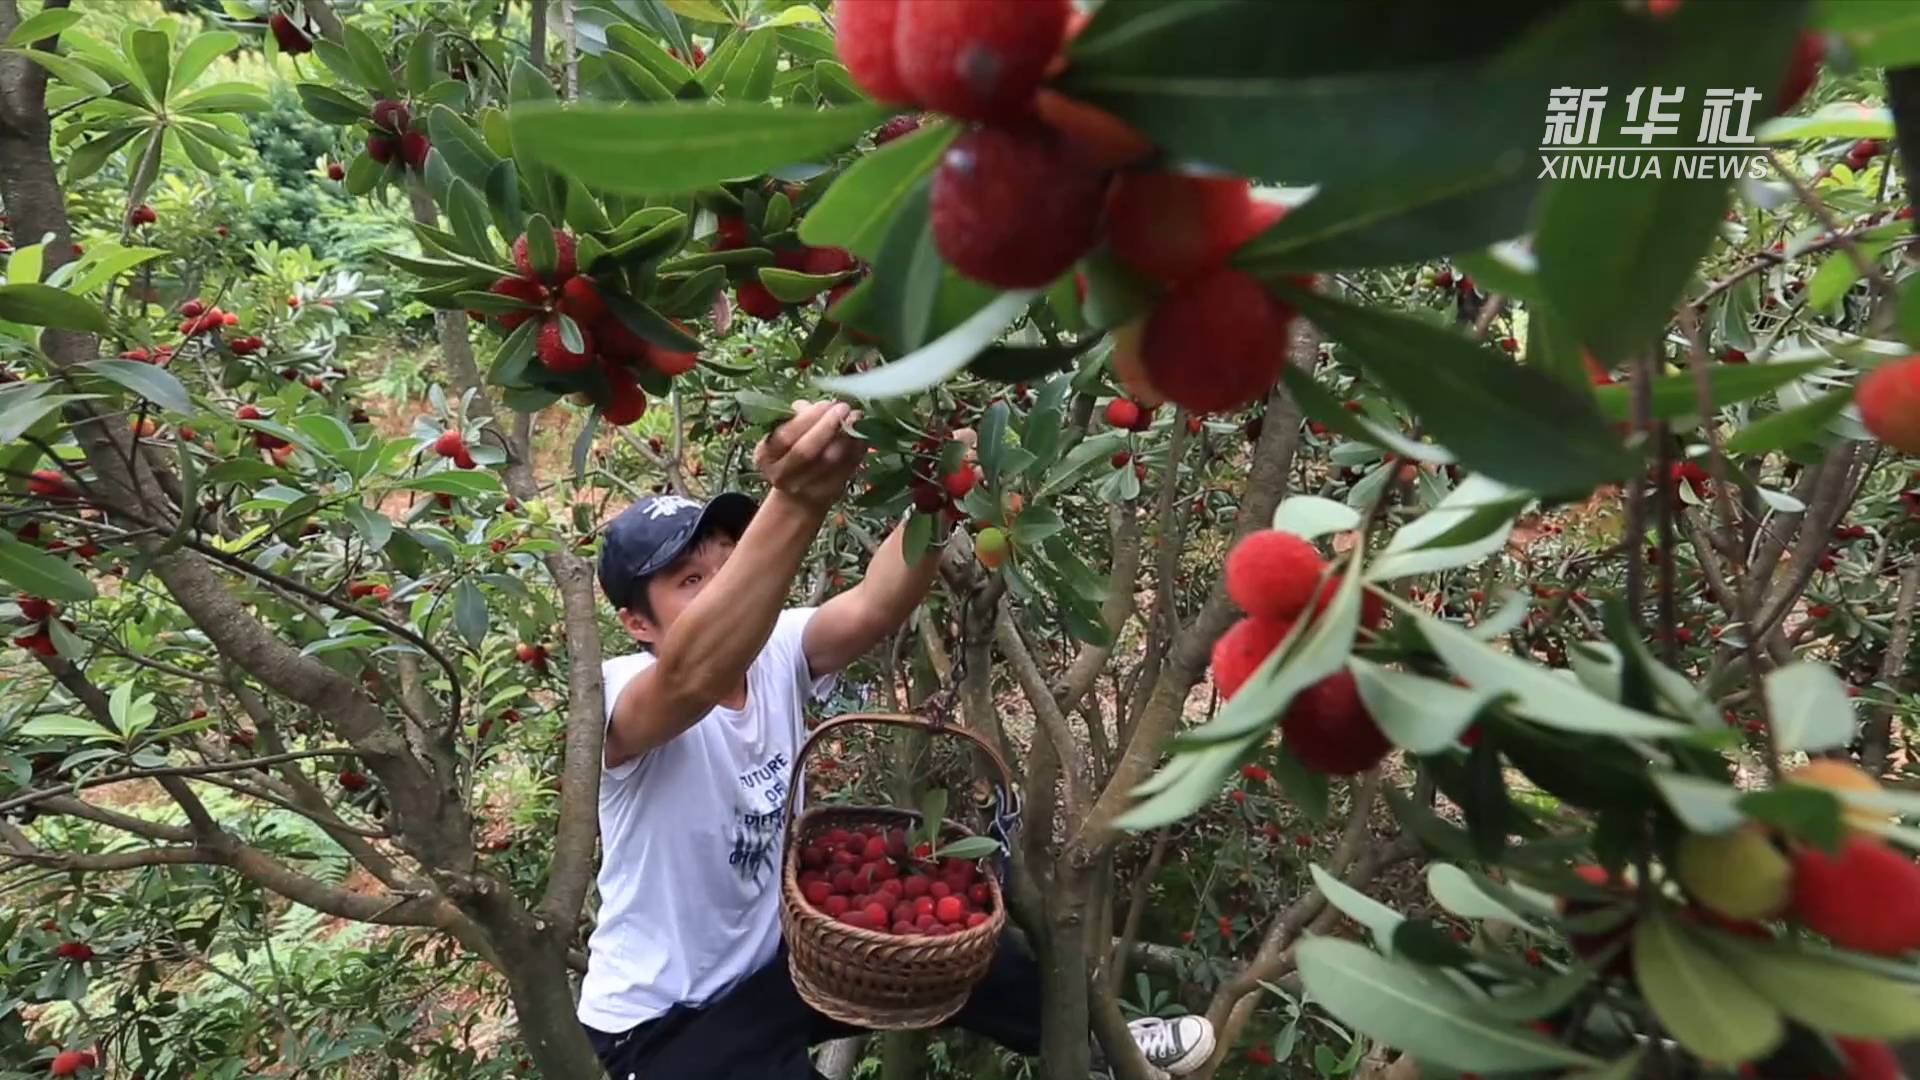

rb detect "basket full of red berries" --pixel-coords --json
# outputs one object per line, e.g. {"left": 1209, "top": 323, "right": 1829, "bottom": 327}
{"left": 779, "top": 713, "right": 1017, "bottom": 1029}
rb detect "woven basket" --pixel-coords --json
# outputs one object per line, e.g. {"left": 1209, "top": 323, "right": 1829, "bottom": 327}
{"left": 778, "top": 713, "right": 1017, "bottom": 1029}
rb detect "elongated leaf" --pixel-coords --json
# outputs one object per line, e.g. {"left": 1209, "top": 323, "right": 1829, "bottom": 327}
{"left": 18, "top": 714, "right": 115, "bottom": 740}
{"left": 1764, "top": 661, "right": 1856, "bottom": 753}
{"left": 799, "top": 121, "right": 956, "bottom": 260}
{"left": 127, "top": 27, "right": 170, "bottom": 104}
{"left": 0, "top": 537, "right": 94, "bottom": 602}
{"left": 1309, "top": 864, "right": 1405, "bottom": 952}
{"left": 11, "top": 47, "right": 114, "bottom": 96}
{"left": 1296, "top": 938, "right": 1600, "bottom": 1073}
{"left": 1634, "top": 914, "right": 1784, "bottom": 1063}
{"left": 5, "top": 9, "right": 81, "bottom": 47}
{"left": 1369, "top": 474, "right": 1532, "bottom": 580}
{"left": 453, "top": 580, "right": 488, "bottom": 649}
{"left": 1716, "top": 938, "right": 1920, "bottom": 1039}
{"left": 816, "top": 290, "right": 1036, "bottom": 399}
{"left": 1427, "top": 864, "right": 1539, "bottom": 929}
{"left": 1350, "top": 659, "right": 1489, "bottom": 754}
{"left": 1278, "top": 286, "right": 1633, "bottom": 494}
{"left": 84, "top": 360, "right": 191, "bottom": 414}
{"left": 1589, "top": 361, "right": 1824, "bottom": 421}
{"left": 297, "top": 82, "right": 371, "bottom": 125}
{"left": 0, "top": 283, "right": 107, "bottom": 333}
{"left": 1725, "top": 388, "right": 1853, "bottom": 454}
{"left": 508, "top": 101, "right": 886, "bottom": 196}
{"left": 1270, "top": 495, "right": 1361, "bottom": 540}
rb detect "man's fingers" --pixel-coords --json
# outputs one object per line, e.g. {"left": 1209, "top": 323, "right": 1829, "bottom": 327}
{"left": 764, "top": 401, "right": 834, "bottom": 458}
{"left": 787, "top": 403, "right": 851, "bottom": 462}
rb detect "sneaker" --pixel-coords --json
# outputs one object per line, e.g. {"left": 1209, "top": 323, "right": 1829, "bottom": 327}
{"left": 1127, "top": 1015, "right": 1215, "bottom": 1077}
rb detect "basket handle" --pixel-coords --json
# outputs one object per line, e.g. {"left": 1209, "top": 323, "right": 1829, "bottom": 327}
{"left": 780, "top": 712, "right": 1019, "bottom": 850}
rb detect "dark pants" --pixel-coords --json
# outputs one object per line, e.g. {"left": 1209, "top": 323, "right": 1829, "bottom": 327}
{"left": 583, "top": 936, "right": 1044, "bottom": 1080}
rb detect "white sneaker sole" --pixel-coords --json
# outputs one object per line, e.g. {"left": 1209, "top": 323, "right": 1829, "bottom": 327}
{"left": 1160, "top": 1024, "right": 1215, "bottom": 1076}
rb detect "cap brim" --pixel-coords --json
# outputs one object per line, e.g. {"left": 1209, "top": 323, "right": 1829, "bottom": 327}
{"left": 634, "top": 491, "right": 758, "bottom": 579}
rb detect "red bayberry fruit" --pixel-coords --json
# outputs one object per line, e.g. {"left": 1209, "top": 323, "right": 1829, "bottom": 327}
{"left": 895, "top": 0, "right": 1071, "bottom": 123}
{"left": 713, "top": 215, "right": 749, "bottom": 250}
{"left": 366, "top": 134, "right": 397, "bottom": 164}
{"left": 1777, "top": 30, "right": 1823, "bottom": 115}
{"left": 371, "top": 99, "right": 411, "bottom": 133}
{"left": 1819, "top": 1037, "right": 1900, "bottom": 1080}
{"left": 49, "top": 1050, "right": 95, "bottom": 1077}
{"left": 535, "top": 318, "right": 593, "bottom": 374}
{"left": 327, "top": 161, "right": 344, "bottom": 181}
{"left": 832, "top": 0, "right": 915, "bottom": 105}
{"left": 269, "top": 12, "right": 313, "bottom": 53}
{"left": 1210, "top": 616, "right": 1293, "bottom": 700}
{"left": 930, "top": 125, "right": 1106, "bottom": 289}
{"left": 594, "top": 315, "right": 650, "bottom": 363}
{"left": 603, "top": 365, "right": 649, "bottom": 426}
{"left": 1281, "top": 670, "right": 1391, "bottom": 775}
{"left": 338, "top": 769, "right": 368, "bottom": 791}
{"left": 512, "top": 230, "right": 579, "bottom": 283}
{"left": 26, "top": 469, "right": 76, "bottom": 500}
{"left": 943, "top": 469, "right": 976, "bottom": 499}
{"left": 54, "top": 941, "right": 93, "bottom": 962}
{"left": 935, "top": 895, "right": 965, "bottom": 924}
{"left": 18, "top": 595, "right": 52, "bottom": 621}
{"left": 400, "top": 132, "right": 431, "bottom": 169}
{"left": 1104, "top": 398, "right": 1143, "bottom": 431}
{"left": 874, "top": 115, "right": 921, "bottom": 145}
{"left": 1141, "top": 267, "right": 1292, "bottom": 414}
{"left": 1856, "top": 355, "right": 1920, "bottom": 453}
{"left": 736, "top": 281, "right": 784, "bottom": 321}
{"left": 1226, "top": 530, "right": 1326, "bottom": 621}
{"left": 559, "top": 276, "right": 608, "bottom": 325}
{"left": 647, "top": 330, "right": 699, "bottom": 378}
{"left": 1106, "top": 171, "right": 1274, "bottom": 283}
{"left": 433, "top": 431, "right": 467, "bottom": 459}
{"left": 1790, "top": 835, "right": 1920, "bottom": 955}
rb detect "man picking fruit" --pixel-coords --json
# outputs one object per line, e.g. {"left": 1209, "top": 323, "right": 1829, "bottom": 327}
{"left": 578, "top": 400, "right": 1215, "bottom": 1079}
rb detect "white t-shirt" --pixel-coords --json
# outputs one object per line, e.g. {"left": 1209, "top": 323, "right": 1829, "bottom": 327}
{"left": 577, "top": 607, "right": 836, "bottom": 1033}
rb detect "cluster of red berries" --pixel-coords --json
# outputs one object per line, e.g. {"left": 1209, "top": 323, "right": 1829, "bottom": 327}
{"left": 833, "top": 0, "right": 1292, "bottom": 414}
{"left": 1843, "top": 137, "right": 1883, "bottom": 174}
{"left": 116, "top": 343, "right": 174, "bottom": 366}
{"left": 365, "top": 99, "right": 429, "bottom": 171}
{"left": 176, "top": 298, "right": 233, "bottom": 336}
{"left": 796, "top": 823, "right": 995, "bottom": 936}
{"left": 53, "top": 940, "right": 93, "bottom": 962}
{"left": 268, "top": 10, "right": 313, "bottom": 54}
{"left": 338, "top": 767, "right": 368, "bottom": 792}
{"left": 232, "top": 403, "right": 298, "bottom": 467}
{"left": 903, "top": 432, "right": 981, "bottom": 522}
{"left": 13, "top": 593, "right": 66, "bottom": 658}
{"left": 1210, "top": 530, "right": 1392, "bottom": 775}
{"left": 483, "top": 229, "right": 698, "bottom": 426}
{"left": 127, "top": 203, "right": 156, "bottom": 228}
{"left": 514, "top": 640, "right": 551, "bottom": 671}
{"left": 346, "top": 580, "right": 391, "bottom": 602}
{"left": 711, "top": 214, "right": 859, "bottom": 323}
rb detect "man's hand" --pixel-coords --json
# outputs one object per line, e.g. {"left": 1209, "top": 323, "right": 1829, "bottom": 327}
{"left": 755, "top": 400, "right": 864, "bottom": 511}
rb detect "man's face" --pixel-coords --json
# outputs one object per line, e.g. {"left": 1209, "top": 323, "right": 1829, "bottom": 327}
{"left": 619, "top": 533, "right": 737, "bottom": 646}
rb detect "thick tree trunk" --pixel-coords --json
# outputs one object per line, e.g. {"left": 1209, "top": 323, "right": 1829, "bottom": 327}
{"left": 483, "top": 910, "right": 604, "bottom": 1077}
{"left": 1037, "top": 865, "right": 1093, "bottom": 1080}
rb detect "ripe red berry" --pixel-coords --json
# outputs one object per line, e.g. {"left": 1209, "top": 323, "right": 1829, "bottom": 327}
{"left": 535, "top": 318, "right": 593, "bottom": 374}
{"left": 26, "top": 469, "right": 75, "bottom": 500}
{"left": 433, "top": 431, "right": 466, "bottom": 458}
{"left": 802, "top": 246, "right": 857, "bottom": 276}
{"left": 1790, "top": 835, "right": 1920, "bottom": 955}
{"left": 1141, "top": 267, "right": 1291, "bottom": 414}
{"left": 874, "top": 115, "right": 921, "bottom": 145}
{"left": 1104, "top": 398, "right": 1143, "bottom": 431}
{"left": 54, "top": 941, "right": 93, "bottom": 962}
{"left": 1110, "top": 450, "right": 1130, "bottom": 469}
{"left": 1106, "top": 172, "right": 1275, "bottom": 283}
{"left": 902, "top": 875, "right": 929, "bottom": 899}
{"left": 269, "top": 12, "right": 312, "bottom": 54}
{"left": 713, "top": 214, "right": 749, "bottom": 250}
{"left": 864, "top": 901, "right": 890, "bottom": 926}
{"left": 1226, "top": 530, "right": 1326, "bottom": 621}
{"left": 400, "top": 132, "right": 431, "bottom": 169}
{"left": 1856, "top": 355, "right": 1920, "bottom": 453}
{"left": 1821, "top": 1037, "right": 1900, "bottom": 1080}
{"left": 327, "top": 161, "right": 344, "bottom": 181}
{"left": 18, "top": 595, "right": 52, "bottom": 621}
{"left": 513, "top": 230, "right": 578, "bottom": 283}
{"left": 558, "top": 276, "right": 607, "bottom": 324}
{"left": 338, "top": 769, "right": 368, "bottom": 791}
{"left": 804, "top": 881, "right": 832, "bottom": 907}
{"left": 943, "top": 469, "right": 976, "bottom": 499}
{"left": 1281, "top": 670, "right": 1391, "bottom": 775}
{"left": 930, "top": 125, "right": 1106, "bottom": 289}
{"left": 935, "top": 895, "right": 964, "bottom": 924}
{"left": 929, "top": 881, "right": 951, "bottom": 900}
{"left": 1209, "top": 616, "right": 1292, "bottom": 700}
{"left": 966, "top": 912, "right": 988, "bottom": 929}
{"left": 603, "top": 364, "right": 649, "bottom": 427}
{"left": 895, "top": 0, "right": 1071, "bottom": 123}
{"left": 49, "top": 1050, "right": 95, "bottom": 1077}
{"left": 371, "top": 99, "right": 411, "bottom": 134}
{"left": 736, "top": 281, "right": 784, "bottom": 321}
{"left": 967, "top": 882, "right": 991, "bottom": 906}
{"left": 366, "top": 134, "right": 397, "bottom": 164}
{"left": 833, "top": 0, "right": 915, "bottom": 105}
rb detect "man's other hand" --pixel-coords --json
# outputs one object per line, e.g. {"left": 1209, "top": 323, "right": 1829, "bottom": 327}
{"left": 754, "top": 400, "right": 864, "bottom": 511}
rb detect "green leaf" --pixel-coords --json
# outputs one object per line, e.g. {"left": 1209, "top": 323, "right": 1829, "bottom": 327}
{"left": 817, "top": 289, "right": 1037, "bottom": 399}
{"left": 1270, "top": 495, "right": 1361, "bottom": 540}
{"left": 84, "top": 359, "right": 192, "bottom": 414}
{"left": 9, "top": 47, "right": 113, "bottom": 96}
{"left": 1590, "top": 361, "right": 1825, "bottom": 421}
{"left": 604, "top": 293, "right": 702, "bottom": 351}
{"left": 1308, "top": 864, "right": 1405, "bottom": 952}
{"left": 427, "top": 105, "right": 501, "bottom": 190}
{"left": 1238, "top": 171, "right": 1534, "bottom": 273}
{"left": 453, "top": 580, "right": 488, "bottom": 649}
{"left": 0, "top": 283, "right": 106, "bottom": 332}
{"left": 126, "top": 27, "right": 170, "bottom": 104}
{"left": 507, "top": 101, "right": 887, "bottom": 197}
{"left": 799, "top": 121, "right": 955, "bottom": 261}
{"left": 402, "top": 471, "right": 503, "bottom": 498}
{"left": 343, "top": 503, "right": 392, "bottom": 553}
{"left": 404, "top": 31, "right": 435, "bottom": 95}
{"left": 446, "top": 178, "right": 494, "bottom": 258}
{"left": 720, "top": 30, "right": 776, "bottom": 102}
{"left": 1295, "top": 937, "right": 1600, "bottom": 1074}
{"left": 1764, "top": 661, "right": 1856, "bottom": 754}
{"left": 757, "top": 267, "right": 847, "bottom": 303}
{"left": 342, "top": 22, "right": 400, "bottom": 97}
{"left": 1739, "top": 786, "right": 1844, "bottom": 850}
{"left": 1278, "top": 286, "right": 1633, "bottom": 495}
{"left": 0, "top": 537, "right": 94, "bottom": 602}
{"left": 18, "top": 714, "right": 116, "bottom": 740}
{"left": 1715, "top": 938, "right": 1920, "bottom": 1040}
{"left": 1350, "top": 659, "right": 1490, "bottom": 755}
{"left": 1758, "top": 103, "right": 1897, "bottom": 143}
{"left": 932, "top": 835, "right": 1002, "bottom": 860}
{"left": 1725, "top": 387, "right": 1853, "bottom": 454}
{"left": 4, "top": 9, "right": 81, "bottom": 47}
{"left": 1368, "top": 474, "right": 1532, "bottom": 580}
{"left": 297, "top": 82, "right": 371, "bottom": 126}
{"left": 1531, "top": 4, "right": 1802, "bottom": 365}
{"left": 1426, "top": 864, "right": 1541, "bottom": 928}
{"left": 1652, "top": 771, "right": 1746, "bottom": 834}
{"left": 1633, "top": 913, "right": 1784, "bottom": 1063}
{"left": 1407, "top": 603, "right": 1692, "bottom": 740}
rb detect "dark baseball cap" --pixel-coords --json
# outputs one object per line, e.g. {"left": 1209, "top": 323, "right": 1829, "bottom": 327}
{"left": 597, "top": 492, "right": 757, "bottom": 611}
